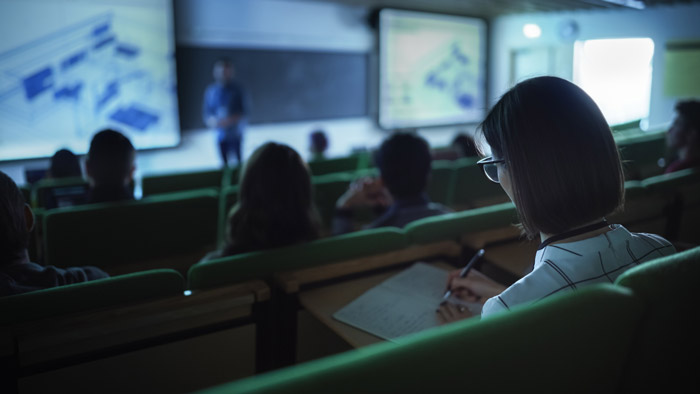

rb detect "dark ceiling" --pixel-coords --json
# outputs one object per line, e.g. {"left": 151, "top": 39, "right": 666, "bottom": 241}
{"left": 302, "top": 0, "right": 700, "bottom": 18}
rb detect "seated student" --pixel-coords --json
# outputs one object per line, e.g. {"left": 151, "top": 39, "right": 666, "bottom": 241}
{"left": 451, "top": 132, "right": 479, "bottom": 158}
{"left": 333, "top": 132, "right": 452, "bottom": 234}
{"left": 202, "top": 142, "right": 322, "bottom": 260}
{"left": 85, "top": 129, "right": 136, "bottom": 204}
{"left": 48, "top": 148, "right": 82, "bottom": 179}
{"left": 0, "top": 171, "right": 109, "bottom": 296}
{"left": 309, "top": 129, "right": 329, "bottom": 162}
{"left": 665, "top": 99, "right": 700, "bottom": 174}
{"left": 42, "top": 148, "right": 88, "bottom": 209}
{"left": 436, "top": 76, "right": 676, "bottom": 323}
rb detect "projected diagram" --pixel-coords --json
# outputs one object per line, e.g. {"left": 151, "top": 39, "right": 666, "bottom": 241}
{"left": 379, "top": 10, "right": 485, "bottom": 129}
{"left": 0, "top": 9, "right": 179, "bottom": 161}
{"left": 421, "top": 42, "right": 478, "bottom": 111}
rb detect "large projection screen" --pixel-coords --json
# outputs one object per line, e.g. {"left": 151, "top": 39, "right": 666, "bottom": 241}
{"left": 379, "top": 9, "right": 486, "bottom": 130}
{"left": 0, "top": 0, "right": 180, "bottom": 162}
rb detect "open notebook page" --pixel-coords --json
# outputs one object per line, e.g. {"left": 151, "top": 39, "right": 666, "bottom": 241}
{"left": 333, "top": 262, "right": 482, "bottom": 341}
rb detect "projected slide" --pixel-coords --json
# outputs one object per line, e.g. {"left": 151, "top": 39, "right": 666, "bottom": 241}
{"left": 0, "top": 0, "right": 180, "bottom": 161}
{"left": 379, "top": 9, "right": 486, "bottom": 129}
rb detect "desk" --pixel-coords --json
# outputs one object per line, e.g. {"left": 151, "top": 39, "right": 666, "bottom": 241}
{"left": 298, "top": 261, "right": 456, "bottom": 349}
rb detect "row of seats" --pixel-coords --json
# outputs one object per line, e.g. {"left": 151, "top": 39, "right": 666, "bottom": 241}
{"left": 198, "top": 246, "right": 700, "bottom": 394}
{"left": 31, "top": 166, "right": 700, "bottom": 277}
{"left": 4, "top": 227, "right": 697, "bottom": 392}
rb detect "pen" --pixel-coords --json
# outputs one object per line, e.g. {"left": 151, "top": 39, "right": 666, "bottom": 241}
{"left": 442, "top": 248, "right": 485, "bottom": 301}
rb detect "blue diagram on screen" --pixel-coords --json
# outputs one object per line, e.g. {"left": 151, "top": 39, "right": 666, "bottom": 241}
{"left": 0, "top": 5, "right": 179, "bottom": 161}
{"left": 0, "top": 13, "right": 160, "bottom": 136}
{"left": 423, "top": 43, "right": 476, "bottom": 110}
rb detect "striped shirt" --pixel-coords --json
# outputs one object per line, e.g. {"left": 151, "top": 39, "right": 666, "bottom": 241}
{"left": 481, "top": 225, "right": 675, "bottom": 318}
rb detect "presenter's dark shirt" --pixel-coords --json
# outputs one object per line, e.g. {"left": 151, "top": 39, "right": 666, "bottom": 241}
{"left": 202, "top": 81, "right": 249, "bottom": 141}
{"left": 0, "top": 257, "right": 109, "bottom": 297}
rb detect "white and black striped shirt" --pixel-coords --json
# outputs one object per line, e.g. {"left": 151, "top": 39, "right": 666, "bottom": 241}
{"left": 481, "top": 225, "right": 675, "bottom": 318}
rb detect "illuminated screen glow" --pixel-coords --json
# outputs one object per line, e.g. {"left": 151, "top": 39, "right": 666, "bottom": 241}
{"left": 379, "top": 9, "right": 487, "bottom": 129}
{"left": 0, "top": 0, "right": 180, "bottom": 161}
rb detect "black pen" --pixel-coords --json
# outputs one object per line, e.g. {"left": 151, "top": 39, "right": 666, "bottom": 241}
{"left": 442, "top": 248, "right": 485, "bottom": 301}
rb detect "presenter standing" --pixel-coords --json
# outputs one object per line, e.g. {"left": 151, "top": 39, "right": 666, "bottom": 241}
{"left": 202, "top": 58, "right": 250, "bottom": 167}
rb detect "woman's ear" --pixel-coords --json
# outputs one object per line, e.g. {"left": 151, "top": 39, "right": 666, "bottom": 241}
{"left": 24, "top": 203, "right": 35, "bottom": 232}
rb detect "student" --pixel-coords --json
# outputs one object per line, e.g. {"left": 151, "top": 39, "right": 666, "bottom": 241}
{"left": 0, "top": 171, "right": 109, "bottom": 296}
{"left": 85, "top": 129, "right": 136, "bottom": 204}
{"left": 48, "top": 149, "right": 82, "bottom": 179}
{"left": 333, "top": 132, "right": 452, "bottom": 234}
{"left": 437, "top": 76, "right": 675, "bottom": 322}
{"left": 665, "top": 100, "right": 700, "bottom": 174}
{"left": 309, "top": 129, "right": 329, "bottom": 162}
{"left": 202, "top": 142, "right": 321, "bottom": 259}
{"left": 451, "top": 132, "right": 479, "bottom": 158}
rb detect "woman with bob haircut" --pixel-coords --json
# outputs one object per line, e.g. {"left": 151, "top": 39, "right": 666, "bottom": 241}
{"left": 202, "top": 142, "right": 322, "bottom": 260}
{"left": 437, "top": 76, "right": 675, "bottom": 322}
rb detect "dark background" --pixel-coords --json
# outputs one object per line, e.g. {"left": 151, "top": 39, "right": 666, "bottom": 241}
{"left": 176, "top": 46, "right": 368, "bottom": 129}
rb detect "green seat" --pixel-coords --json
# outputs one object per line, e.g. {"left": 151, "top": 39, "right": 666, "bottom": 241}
{"left": 405, "top": 202, "right": 518, "bottom": 245}
{"left": 616, "top": 130, "right": 666, "bottom": 180}
{"left": 451, "top": 158, "right": 508, "bottom": 209}
{"left": 641, "top": 168, "right": 700, "bottom": 240}
{"left": 426, "top": 160, "right": 455, "bottom": 206}
{"left": 31, "top": 176, "right": 89, "bottom": 209}
{"left": 43, "top": 189, "right": 220, "bottom": 274}
{"left": 196, "top": 284, "right": 644, "bottom": 394}
{"left": 608, "top": 180, "right": 667, "bottom": 235}
{"left": 615, "top": 246, "right": 700, "bottom": 392}
{"left": 308, "top": 155, "right": 360, "bottom": 176}
{"left": 141, "top": 168, "right": 224, "bottom": 197}
{"left": 188, "top": 227, "right": 408, "bottom": 290}
{"left": 312, "top": 172, "right": 354, "bottom": 230}
{"left": 0, "top": 269, "right": 184, "bottom": 326}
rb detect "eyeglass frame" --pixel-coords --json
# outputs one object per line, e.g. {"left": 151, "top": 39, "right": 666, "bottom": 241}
{"left": 476, "top": 156, "right": 506, "bottom": 184}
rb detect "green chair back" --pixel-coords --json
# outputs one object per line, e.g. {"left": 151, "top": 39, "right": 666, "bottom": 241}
{"left": 43, "top": 189, "right": 219, "bottom": 272}
{"left": 615, "top": 246, "right": 700, "bottom": 392}
{"left": 197, "top": 284, "right": 643, "bottom": 394}
{"left": 31, "top": 176, "right": 89, "bottom": 209}
{"left": 0, "top": 269, "right": 184, "bottom": 326}
{"left": 617, "top": 130, "right": 666, "bottom": 180}
{"left": 451, "top": 158, "right": 507, "bottom": 209}
{"left": 141, "top": 169, "right": 224, "bottom": 197}
{"left": 641, "top": 168, "right": 700, "bottom": 240}
{"left": 188, "top": 227, "right": 408, "bottom": 290}
{"left": 426, "top": 160, "right": 455, "bottom": 206}
{"left": 308, "top": 155, "right": 360, "bottom": 176}
{"left": 405, "top": 202, "right": 518, "bottom": 245}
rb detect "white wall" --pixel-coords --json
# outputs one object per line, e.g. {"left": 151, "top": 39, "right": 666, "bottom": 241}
{"left": 489, "top": 3, "right": 700, "bottom": 130}
{"left": 174, "top": 0, "right": 373, "bottom": 52}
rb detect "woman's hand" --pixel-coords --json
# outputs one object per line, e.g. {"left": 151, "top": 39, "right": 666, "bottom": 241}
{"left": 445, "top": 268, "right": 507, "bottom": 304}
{"left": 436, "top": 301, "right": 474, "bottom": 325}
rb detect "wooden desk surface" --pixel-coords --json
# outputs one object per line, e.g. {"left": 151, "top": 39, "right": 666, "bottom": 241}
{"left": 298, "top": 262, "right": 455, "bottom": 349}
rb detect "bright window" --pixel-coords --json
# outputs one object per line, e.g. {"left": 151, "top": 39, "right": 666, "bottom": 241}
{"left": 573, "top": 38, "right": 654, "bottom": 126}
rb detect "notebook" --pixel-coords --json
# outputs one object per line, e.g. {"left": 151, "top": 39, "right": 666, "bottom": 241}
{"left": 332, "top": 262, "right": 482, "bottom": 341}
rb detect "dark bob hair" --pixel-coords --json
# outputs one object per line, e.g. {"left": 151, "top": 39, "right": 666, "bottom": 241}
{"left": 223, "top": 142, "right": 321, "bottom": 256}
{"left": 479, "top": 76, "right": 624, "bottom": 238}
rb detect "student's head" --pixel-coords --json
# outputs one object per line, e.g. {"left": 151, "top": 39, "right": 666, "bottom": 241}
{"left": 375, "top": 132, "right": 432, "bottom": 199}
{"left": 667, "top": 100, "right": 700, "bottom": 151}
{"left": 49, "top": 149, "right": 82, "bottom": 179}
{"left": 479, "top": 76, "right": 624, "bottom": 238}
{"left": 213, "top": 58, "right": 235, "bottom": 83}
{"left": 0, "top": 171, "right": 33, "bottom": 265}
{"left": 309, "top": 129, "right": 328, "bottom": 155}
{"left": 224, "top": 142, "right": 320, "bottom": 255}
{"left": 86, "top": 129, "right": 135, "bottom": 188}
{"left": 451, "top": 133, "right": 478, "bottom": 158}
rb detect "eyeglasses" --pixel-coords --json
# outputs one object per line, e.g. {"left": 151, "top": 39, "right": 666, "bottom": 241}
{"left": 477, "top": 156, "right": 506, "bottom": 183}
